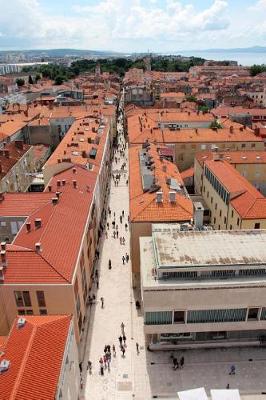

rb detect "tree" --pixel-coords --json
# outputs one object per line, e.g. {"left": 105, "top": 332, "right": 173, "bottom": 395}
{"left": 16, "top": 78, "right": 25, "bottom": 87}
{"left": 28, "top": 75, "right": 34, "bottom": 84}
{"left": 250, "top": 64, "right": 266, "bottom": 76}
{"left": 54, "top": 75, "right": 64, "bottom": 85}
{"left": 35, "top": 74, "right": 41, "bottom": 83}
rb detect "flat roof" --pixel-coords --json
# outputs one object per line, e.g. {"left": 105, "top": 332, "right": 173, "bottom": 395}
{"left": 153, "top": 229, "right": 266, "bottom": 268}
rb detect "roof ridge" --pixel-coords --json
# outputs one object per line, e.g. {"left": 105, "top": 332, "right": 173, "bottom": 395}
{"left": 38, "top": 253, "right": 71, "bottom": 283}
{"left": 9, "top": 323, "right": 37, "bottom": 399}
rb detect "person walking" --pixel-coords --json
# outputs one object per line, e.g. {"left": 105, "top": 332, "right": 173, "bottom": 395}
{"left": 103, "top": 354, "right": 107, "bottom": 369}
{"left": 120, "top": 216, "right": 122, "bottom": 224}
{"left": 122, "top": 256, "right": 125, "bottom": 265}
{"left": 125, "top": 223, "right": 128, "bottom": 231}
{"left": 87, "top": 360, "right": 92, "bottom": 374}
{"left": 126, "top": 253, "right": 129, "bottom": 263}
{"left": 100, "top": 297, "right": 104, "bottom": 308}
{"left": 180, "top": 356, "right": 184, "bottom": 368}
{"left": 121, "top": 345, "right": 125, "bottom": 357}
{"left": 121, "top": 322, "right": 125, "bottom": 334}
{"left": 229, "top": 365, "right": 236, "bottom": 375}
{"left": 122, "top": 210, "right": 124, "bottom": 218}
{"left": 173, "top": 357, "right": 179, "bottom": 370}
{"left": 112, "top": 344, "right": 116, "bottom": 357}
{"left": 107, "top": 222, "right": 109, "bottom": 230}
{"left": 119, "top": 335, "right": 123, "bottom": 347}
{"left": 123, "top": 334, "right": 127, "bottom": 346}
{"left": 116, "top": 230, "right": 119, "bottom": 238}
{"left": 108, "top": 259, "right": 112, "bottom": 270}
{"left": 136, "top": 342, "right": 139, "bottom": 354}
{"left": 99, "top": 357, "right": 104, "bottom": 375}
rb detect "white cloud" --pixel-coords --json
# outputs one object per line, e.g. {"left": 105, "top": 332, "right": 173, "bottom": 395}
{"left": 249, "top": 0, "right": 266, "bottom": 9}
{"left": 0, "top": 0, "right": 265, "bottom": 52}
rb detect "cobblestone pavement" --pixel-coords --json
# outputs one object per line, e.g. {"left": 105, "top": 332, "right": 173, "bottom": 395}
{"left": 80, "top": 120, "right": 266, "bottom": 400}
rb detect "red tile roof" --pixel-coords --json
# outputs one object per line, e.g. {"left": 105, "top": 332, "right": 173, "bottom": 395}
{"left": 0, "top": 193, "right": 52, "bottom": 217}
{"left": 205, "top": 160, "right": 266, "bottom": 219}
{"left": 129, "top": 144, "right": 193, "bottom": 222}
{"left": 11, "top": 166, "right": 96, "bottom": 283}
{"left": 196, "top": 151, "right": 266, "bottom": 167}
{"left": 0, "top": 315, "right": 71, "bottom": 400}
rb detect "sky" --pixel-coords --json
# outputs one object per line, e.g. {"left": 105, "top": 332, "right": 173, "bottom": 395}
{"left": 0, "top": 0, "right": 266, "bottom": 52}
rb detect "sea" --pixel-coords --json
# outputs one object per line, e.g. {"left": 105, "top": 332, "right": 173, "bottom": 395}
{"left": 176, "top": 51, "right": 266, "bottom": 67}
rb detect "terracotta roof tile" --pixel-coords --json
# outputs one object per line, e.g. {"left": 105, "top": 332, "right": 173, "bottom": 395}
{"left": 0, "top": 315, "right": 71, "bottom": 400}
{"left": 129, "top": 144, "right": 193, "bottom": 223}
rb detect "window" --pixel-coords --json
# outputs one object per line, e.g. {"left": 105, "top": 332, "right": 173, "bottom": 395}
{"left": 224, "top": 217, "right": 227, "bottom": 224}
{"left": 187, "top": 308, "right": 247, "bottom": 323}
{"left": 219, "top": 210, "right": 222, "bottom": 217}
{"left": 231, "top": 210, "right": 234, "bottom": 218}
{"left": 237, "top": 218, "right": 240, "bottom": 226}
{"left": 241, "top": 143, "right": 246, "bottom": 148}
{"left": 230, "top": 225, "right": 232, "bottom": 230}
{"left": 174, "top": 311, "right": 185, "bottom": 324}
{"left": 247, "top": 308, "right": 259, "bottom": 320}
{"left": 218, "top": 225, "right": 220, "bottom": 230}
{"left": 14, "top": 291, "right": 31, "bottom": 307}
{"left": 211, "top": 197, "right": 213, "bottom": 204}
{"left": 215, "top": 203, "right": 217, "bottom": 210}
{"left": 251, "top": 143, "right": 256, "bottom": 148}
{"left": 214, "top": 217, "right": 216, "bottom": 224}
{"left": 254, "top": 223, "right": 260, "bottom": 229}
{"left": 36, "top": 291, "right": 46, "bottom": 307}
{"left": 203, "top": 186, "right": 205, "bottom": 193}
{"left": 145, "top": 311, "right": 172, "bottom": 325}
{"left": 207, "top": 191, "right": 209, "bottom": 198}
{"left": 40, "top": 309, "right": 47, "bottom": 315}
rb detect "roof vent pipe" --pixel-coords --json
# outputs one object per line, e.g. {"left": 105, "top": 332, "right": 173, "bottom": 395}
{"left": 26, "top": 222, "right": 31, "bottom": 232}
{"left": 35, "top": 243, "right": 41, "bottom": 253}
{"left": 52, "top": 197, "right": 58, "bottom": 205}
{"left": 1, "top": 242, "right": 6, "bottom": 251}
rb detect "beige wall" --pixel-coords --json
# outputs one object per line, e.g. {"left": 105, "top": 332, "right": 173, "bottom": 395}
{"left": 143, "top": 283, "right": 266, "bottom": 335}
{"left": 56, "top": 320, "right": 80, "bottom": 400}
{"left": 130, "top": 222, "right": 152, "bottom": 278}
{"left": 175, "top": 141, "right": 264, "bottom": 171}
{"left": 0, "top": 147, "right": 35, "bottom": 193}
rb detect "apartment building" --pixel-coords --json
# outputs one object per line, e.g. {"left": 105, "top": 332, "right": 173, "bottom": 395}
{"left": 0, "top": 165, "right": 99, "bottom": 341}
{"left": 194, "top": 158, "right": 266, "bottom": 230}
{"left": 195, "top": 151, "right": 266, "bottom": 195}
{"left": 0, "top": 141, "right": 35, "bottom": 192}
{"left": 140, "top": 226, "right": 266, "bottom": 349}
{"left": 129, "top": 143, "right": 193, "bottom": 284}
{"left": 0, "top": 315, "right": 80, "bottom": 400}
{"left": 126, "top": 107, "right": 264, "bottom": 171}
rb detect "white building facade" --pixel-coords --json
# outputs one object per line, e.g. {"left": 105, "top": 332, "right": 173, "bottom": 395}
{"left": 140, "top": 225, "right": 266, "bottom": 349}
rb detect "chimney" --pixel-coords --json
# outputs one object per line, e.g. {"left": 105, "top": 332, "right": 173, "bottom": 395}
{"left": 34, "top": 218, "right": 42, "bottom": 229}
{"left": 35, "top": 243, "right": 41, "bottom": 253}
{"left": 1, "top": 250, "right": 7, "bottom": 266}
{"left": 72, "top": 180, "right": 77, "bottom": 188}
{"left": 193, "top": 202, "right": 204, "bottom": 230}
{"left": 1, "top": 242, "right": 6, "bottom": 251}
{"left": 56, "top": 191, "right": 60, "bottom": 198}
{"left": 57, "top": 180, "right": 61, "bottom": 187}
{"left": 48, "top": 185, "right": 52, "bottom": 192}
{"left": 169, "top": 191, "right": 176, "bottom": 203}
{"left": 52, "top": 197, "right": 58, "bottom": 205}
{"left": 72, "top": 167, "right": 77, "bottom": 174}
{"left": 26, "top": 222, "right": 31, "bottom": 232}
{"left": 156, "top": 191, "right": 163, "bottom": 203}
{"left": 17, "top": 317, "right": 26, "bottom": 329}
{"left": 62, "top": 179, "right": 66, "bottom": 186}
{"left": 229, "top": 126, "right": 234, "bottom": 134}
{"left": 15, "top": 140, "right": 24, "bottom": 150}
